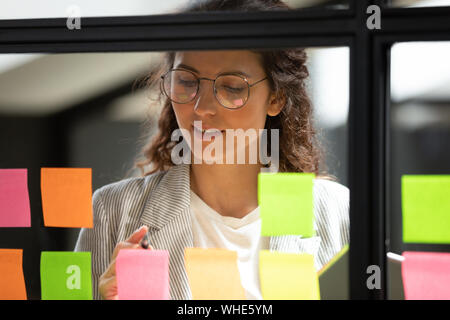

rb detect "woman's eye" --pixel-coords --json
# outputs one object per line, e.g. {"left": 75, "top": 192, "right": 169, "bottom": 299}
{"left": 223, "top": 86, "right": 244, "bottom": 93}
{"left": 178, "top": 79, "right": 197, "bottom": 87}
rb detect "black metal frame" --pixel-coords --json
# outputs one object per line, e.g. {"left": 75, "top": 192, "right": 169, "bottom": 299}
{"left": 1, "top": 0, "right": 449, "bottom": 300}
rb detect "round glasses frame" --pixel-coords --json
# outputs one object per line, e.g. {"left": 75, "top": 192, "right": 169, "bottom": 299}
{"left": 160, "top": 68, "right": 268, "bottom": 110}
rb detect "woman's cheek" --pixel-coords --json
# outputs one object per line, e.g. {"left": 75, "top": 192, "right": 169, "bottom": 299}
{"left": 172, "top": 104, "right": 192, "bottom": 130}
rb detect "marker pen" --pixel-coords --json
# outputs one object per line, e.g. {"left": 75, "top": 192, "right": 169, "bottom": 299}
{"left": 140, "top": 232, "right": 150, "bottom": 249}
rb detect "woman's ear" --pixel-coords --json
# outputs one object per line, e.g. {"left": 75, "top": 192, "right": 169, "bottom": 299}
{"left": 267, "top": 91, "right": 285, "bottom": 117}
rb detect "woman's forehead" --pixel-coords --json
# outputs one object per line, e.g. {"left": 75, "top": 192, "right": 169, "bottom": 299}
{"left": 173, "top": 50, "right": 263, "bottom": 74}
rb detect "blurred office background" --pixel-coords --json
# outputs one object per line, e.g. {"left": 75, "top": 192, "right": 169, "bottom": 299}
{"left": 0, "top": 0, "right": 448, "bottom": 300}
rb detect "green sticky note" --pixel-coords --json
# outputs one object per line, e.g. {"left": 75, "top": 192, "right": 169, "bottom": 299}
{"left": 402, "top": 175, "right": 450, "bottom": 244}
{"left": 258, "top": 172, "right": 315, "bottom": 237}
{"left": 40, "top": 251, "right": 93, "bottom": 300}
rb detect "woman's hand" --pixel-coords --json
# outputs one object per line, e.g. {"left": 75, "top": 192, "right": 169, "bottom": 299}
{"left": 99, "top": 225, "right": 151, "bottom": 300}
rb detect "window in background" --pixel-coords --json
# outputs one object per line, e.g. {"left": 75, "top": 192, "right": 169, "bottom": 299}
{"left": 307, "top": 47, "right": 349, "bottom": 187}
{"left": 388, "top": 41, "right": 450, "bottom": 300}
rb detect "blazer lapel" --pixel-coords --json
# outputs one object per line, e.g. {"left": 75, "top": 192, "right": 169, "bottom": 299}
{"left": 139, "top": 163, "right": 191, "bottom": 231}
{"left": 139, "top": 163, "right": 194, "bottom": 299}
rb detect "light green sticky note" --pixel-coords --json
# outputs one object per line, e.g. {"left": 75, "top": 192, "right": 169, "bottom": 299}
{"left": 258, "top": 172, "right": 315, "bottom": 237}
{"left": 402, "top": 175, "right": 450, "bottom": 244}
{"left": 259, "top": 250, "right": 320, "bottom": 300}
{"left": 40, "top": 251, "right": 93, "bottom": 300}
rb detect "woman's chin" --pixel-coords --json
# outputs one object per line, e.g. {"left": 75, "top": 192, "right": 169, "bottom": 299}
{"left": 191, "top": 151, "right": 224, "bottom": 165}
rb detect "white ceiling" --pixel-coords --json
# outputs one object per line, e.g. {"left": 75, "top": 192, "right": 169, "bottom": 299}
{"left": 0, "top": 0, "right": 186, "bottom": 19}
{"left": 1, "top": 0, "right": 447, "bottom": 20}
{"left": 0, "top": 52, "right": 162, "bottom": 115}
{"left": 391, "top": 42, "right": 450, "bottom": 103}
{"left": 0, "top": 0, "right": 338, "bottom": 20}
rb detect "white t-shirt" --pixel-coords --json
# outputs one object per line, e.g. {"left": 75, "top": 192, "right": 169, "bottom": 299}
{"left": 189, "top": 189, "right": 270, "bottom": 300}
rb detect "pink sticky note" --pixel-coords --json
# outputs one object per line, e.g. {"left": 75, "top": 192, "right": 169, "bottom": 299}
{"left": 116, "top": 249, "right": 170, "bottom": 300}
{"left": 0, "top": 169, "right": 31, "bottom": 227}
{"left": 402, "top": 251, "right": 450, "bottom": 300}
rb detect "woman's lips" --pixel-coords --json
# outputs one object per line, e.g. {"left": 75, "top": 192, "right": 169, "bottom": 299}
{"left": 192, "top": 125, "right": 225, "bottom": 139}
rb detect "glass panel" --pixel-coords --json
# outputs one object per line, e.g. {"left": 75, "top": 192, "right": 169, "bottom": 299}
{"left": 0, "top": 47, "right": 349, "bottom": 300}
{"left": 0, "top": 0, "right": 349, "bottom": 20}
{"left": 388, "top": 41, "right": 450, "bottom": 300}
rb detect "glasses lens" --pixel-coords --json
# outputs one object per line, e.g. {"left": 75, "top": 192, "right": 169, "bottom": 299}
{"left": 163, "top": 70, "right": 198, "bottom": 103}
{"left": 215, "top": 75, "right": 249, "bottom": 108}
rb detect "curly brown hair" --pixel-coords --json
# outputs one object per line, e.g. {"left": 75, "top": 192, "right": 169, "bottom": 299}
{"left": 136, "top": 0, "right": 327, "bottom": 177}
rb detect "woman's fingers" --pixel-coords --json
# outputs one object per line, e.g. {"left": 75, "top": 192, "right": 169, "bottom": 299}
{"left": 112, "top": 241, "right": 138, "bottom": 260}
{"left": 102, "top": 244, "right": 136, "bottom": 280}
{"left": 99, "top": 226, "right": 152, "bottom": 299}
{"left": 103, "top": 227, "right": 152, "bottom": 277}
{"left": 99, "top": 275, "right": 118, "bottom": 300}
{"left": 126, "top": 225, "right": 149, "bottom": 244}
{"left": 110, "top": 226, "right": 149, "bottom": 259}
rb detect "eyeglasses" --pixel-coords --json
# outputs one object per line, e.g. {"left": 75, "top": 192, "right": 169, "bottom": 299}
{"left": 160, "top": 68, "right": 268, "bottom": 110}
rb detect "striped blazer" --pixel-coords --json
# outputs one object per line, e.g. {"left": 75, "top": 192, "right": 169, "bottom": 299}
{"left": 74, "top": 163, "right": 349, "bottom": 300}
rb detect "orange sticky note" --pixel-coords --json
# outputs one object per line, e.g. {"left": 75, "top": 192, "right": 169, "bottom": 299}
{"left": 184, "top": 248, "right": 245, "bottom": 300}
{"left": 0, "top": 249, "right": 27, "bottom": 300}
{"left": 41, "top": 168, "right": 93, "bottom": 228}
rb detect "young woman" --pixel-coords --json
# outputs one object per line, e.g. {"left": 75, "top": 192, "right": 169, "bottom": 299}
{"left": 75, "top": 0, "right": 349, "bottom": 300}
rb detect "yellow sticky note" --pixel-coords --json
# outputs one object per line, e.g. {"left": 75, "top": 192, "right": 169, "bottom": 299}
{"left": 184, "top": 248, "right": 245, "bottom": 300}
{"left": 259, "top": 250, "right": 320, "bottom": 300}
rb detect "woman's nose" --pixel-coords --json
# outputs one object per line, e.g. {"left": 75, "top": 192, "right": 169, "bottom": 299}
{"left": 193, "top": 80, "right": 218, "bottom": 116}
